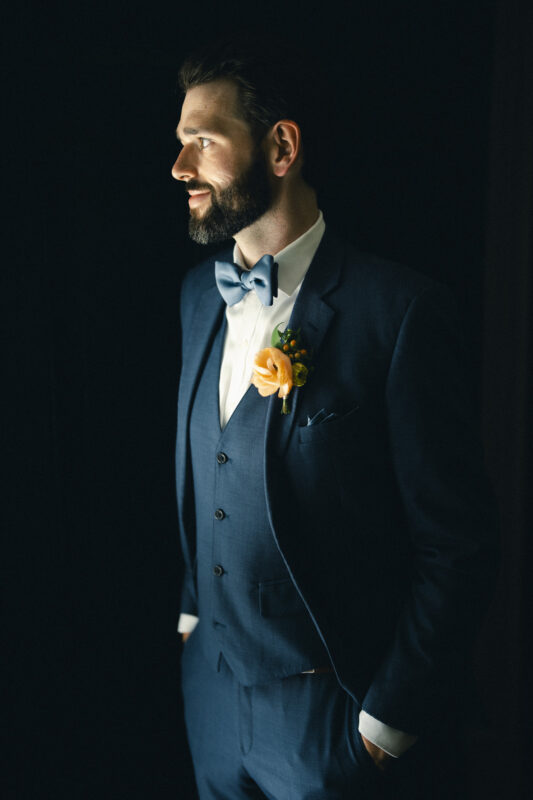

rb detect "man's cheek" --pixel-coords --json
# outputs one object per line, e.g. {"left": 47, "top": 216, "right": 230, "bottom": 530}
{"left": 216, "top": 168, "right": 235, "bottom": 186}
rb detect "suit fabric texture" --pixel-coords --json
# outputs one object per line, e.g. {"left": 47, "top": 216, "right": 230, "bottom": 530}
{"left": 182, "top": 622, "right": 396, "bottom": 799}
{"left": 175, "top": 227, "right": 498, "bottom": 793}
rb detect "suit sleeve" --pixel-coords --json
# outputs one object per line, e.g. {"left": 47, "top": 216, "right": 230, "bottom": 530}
{"left": 177, "top": 269, "right": 199, "bottom": 619}
{"left": 180, "top": 569, "right": 198, "bottom": 618}
{"left": 361, "top": 284, "right": 499, "bottom": 735}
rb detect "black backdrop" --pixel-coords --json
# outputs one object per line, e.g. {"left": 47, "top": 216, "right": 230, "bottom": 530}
{"left": 5, "top": 1, "right": 530, "bottom": 798}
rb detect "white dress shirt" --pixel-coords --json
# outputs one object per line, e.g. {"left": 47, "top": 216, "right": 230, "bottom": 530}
{"left": 217, "top": 211, "right": 326, "bottom": 429}
{"left": 177, "top": 210, "right": 417, "bottom": 757}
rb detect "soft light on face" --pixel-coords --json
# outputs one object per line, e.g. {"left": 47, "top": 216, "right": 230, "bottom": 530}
{"left": 172, "top": 79, "right": 274, "bottom": 244}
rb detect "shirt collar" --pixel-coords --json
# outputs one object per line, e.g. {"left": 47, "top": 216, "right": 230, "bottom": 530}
{"left": 232, "top": 210, "right": 326, "bottom": 297}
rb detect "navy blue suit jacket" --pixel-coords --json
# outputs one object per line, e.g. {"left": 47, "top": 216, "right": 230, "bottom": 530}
{"left": 175, "top": 228, "right": 499, "bottom": 736}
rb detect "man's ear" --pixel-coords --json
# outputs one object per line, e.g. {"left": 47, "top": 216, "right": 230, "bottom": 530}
{"left": 267, "top": 119, "right": 302, "bottom": 177}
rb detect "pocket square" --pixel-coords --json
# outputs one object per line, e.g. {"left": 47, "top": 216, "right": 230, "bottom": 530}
{"left": 306, "top": 408, "right": 340, "bottom": 426}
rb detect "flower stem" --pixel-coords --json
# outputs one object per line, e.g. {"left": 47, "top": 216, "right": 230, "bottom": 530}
{"left": 281, "top": 398, "right": 291, "bottom": 415}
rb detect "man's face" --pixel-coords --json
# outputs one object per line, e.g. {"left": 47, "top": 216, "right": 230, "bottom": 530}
{"left": 172, "top": 79, "right": 273, "bottom": 244}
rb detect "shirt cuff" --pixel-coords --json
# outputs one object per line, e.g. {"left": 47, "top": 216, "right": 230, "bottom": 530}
{"left": 177, "top": 613, "right": 199, "bottom": 634}
{"left": 358, "top": 710, "right": 418, "bottom": 758}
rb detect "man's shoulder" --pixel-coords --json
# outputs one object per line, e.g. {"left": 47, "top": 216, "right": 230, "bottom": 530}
{"left": 330, "top": 230, "right": 454, "bottom": 316}
{"left": 337, "top": 234, "right": 439, "bottom": 296}
{"left": 181, "top": 244, "right": 233, "bottom": 297}
{"left": 178, "top": 246, "right": 231, "bottom": 330}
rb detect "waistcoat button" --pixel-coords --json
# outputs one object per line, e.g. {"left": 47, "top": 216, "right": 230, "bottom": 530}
{"left": 213, "top": 565, "right": 224, "bottom": 576}
{"left": 216, "top": 452, "right": 228, "bottom": 464}
{"left": 214, "top": 508, "right": 225, "bottom": 520}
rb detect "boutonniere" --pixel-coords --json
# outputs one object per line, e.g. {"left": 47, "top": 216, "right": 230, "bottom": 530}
{"left": 251, "top": 324, "right": 314, "bottom": 414}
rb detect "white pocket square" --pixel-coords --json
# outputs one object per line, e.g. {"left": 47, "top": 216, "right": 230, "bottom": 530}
{"left": 306, "top": 408, "right": 340, "bottom": 426}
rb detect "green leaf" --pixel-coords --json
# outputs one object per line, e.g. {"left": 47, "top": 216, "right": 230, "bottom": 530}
{"left": 271, "top": 323, "right": 284, "bottom": 348}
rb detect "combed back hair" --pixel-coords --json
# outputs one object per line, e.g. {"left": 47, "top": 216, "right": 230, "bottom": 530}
{"left": 178, "top": 32, "right": 324, "bottom": 189}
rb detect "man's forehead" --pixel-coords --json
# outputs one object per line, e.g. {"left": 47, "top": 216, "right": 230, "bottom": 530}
{"left": 177, "top": 79, "right": 246, "bottom": 137}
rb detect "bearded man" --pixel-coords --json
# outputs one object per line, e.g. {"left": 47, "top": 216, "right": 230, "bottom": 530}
{"left": 172, "top": 34, "right": 498, "bottom": 800}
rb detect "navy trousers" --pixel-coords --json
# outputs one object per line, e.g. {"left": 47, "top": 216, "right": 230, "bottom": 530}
{"left": 182, "top": 627, "right": 383, "bottom": 799}
{"left": 181, "top": 626, "right": 467, "bottom": 800}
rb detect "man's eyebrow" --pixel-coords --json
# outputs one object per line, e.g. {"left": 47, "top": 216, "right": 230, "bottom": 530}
{"left": 176, "top": 126, "right": 219, "bottom": 139}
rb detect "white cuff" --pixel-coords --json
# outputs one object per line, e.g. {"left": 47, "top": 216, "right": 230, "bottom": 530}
{"left": 177, "top": 613, "right": 199, "bottom": 634}
{"left": 358, "top": 710, "right": 418, "bottom": 758}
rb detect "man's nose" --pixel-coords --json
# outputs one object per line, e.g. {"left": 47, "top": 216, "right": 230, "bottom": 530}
{"left": 171, "top": 147, "right": 197, "bottom": 182}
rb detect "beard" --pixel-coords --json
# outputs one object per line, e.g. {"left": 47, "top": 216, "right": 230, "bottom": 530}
{"left": 187, "top": 146, "right": 273, "bottom": 245}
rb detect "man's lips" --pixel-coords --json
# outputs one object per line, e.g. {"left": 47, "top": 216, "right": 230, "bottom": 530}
{"left": 188, "top": 191, "right": 211, "bottom": 208}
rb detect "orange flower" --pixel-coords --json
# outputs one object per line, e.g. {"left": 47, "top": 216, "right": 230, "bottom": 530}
{"left": 251, "top": 347, "right": 293, "bottom": 399}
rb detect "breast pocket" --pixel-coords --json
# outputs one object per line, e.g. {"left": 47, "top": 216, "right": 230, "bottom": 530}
{"left": 298, "top": 403, "right": 360, "bottom": 445}
{"left": 258, "top": 578, "right": 307, "bottom": 618}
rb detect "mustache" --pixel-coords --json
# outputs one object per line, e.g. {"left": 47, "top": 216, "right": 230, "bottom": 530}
{"left": 185, "top": 181, "right": 214, "bottom": 194}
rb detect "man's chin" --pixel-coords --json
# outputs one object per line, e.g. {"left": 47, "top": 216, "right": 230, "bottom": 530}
{"left": 189, "top": 200, "right": 211, "bottom": 218}
{"left": 188, "top": 218, "right": 230, "bottom": 245}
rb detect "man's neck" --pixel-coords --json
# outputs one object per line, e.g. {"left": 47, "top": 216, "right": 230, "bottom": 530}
{"left": 233, "top": 183, "right": 319, "bottom": 268}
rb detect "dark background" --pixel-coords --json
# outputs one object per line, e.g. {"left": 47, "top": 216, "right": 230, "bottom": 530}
{"left": 3, "top": 1, "right": 531, "bottom": 798}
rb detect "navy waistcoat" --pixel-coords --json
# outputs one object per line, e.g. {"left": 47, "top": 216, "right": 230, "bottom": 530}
{"left": 189, "top": 316, "right": 328, "bottom": 685}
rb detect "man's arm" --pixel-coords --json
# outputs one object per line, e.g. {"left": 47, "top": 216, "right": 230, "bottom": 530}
{"left": 177, "top": 268, "right": 201, "bottom": 644}
{"left": 178, "top": 571, "right": 198, "bottom": 643}
{"left": 361, "top": 284, "right": 499, "bottom": 736}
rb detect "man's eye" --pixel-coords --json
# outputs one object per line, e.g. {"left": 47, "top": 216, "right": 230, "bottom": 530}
{"left": 199, "top": 138, "right": 211, "bottom": 150}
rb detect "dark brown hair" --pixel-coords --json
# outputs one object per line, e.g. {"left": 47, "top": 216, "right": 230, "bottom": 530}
{"left": 178, "top": 32, "right": 324, "bottom": 188}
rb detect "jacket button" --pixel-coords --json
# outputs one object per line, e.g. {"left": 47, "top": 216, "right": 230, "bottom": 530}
{"left": 214, "top": 508, "right": 225, "bottom": 520}
{"left": 213, "top": 565, "right": 224, "bottom": 577}
{"left": 216, "top": 452, "right": 228, "bottom": 464}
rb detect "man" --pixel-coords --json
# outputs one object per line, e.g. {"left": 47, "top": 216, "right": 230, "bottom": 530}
{"left": 172, "top": 35, "right": 498, "bottom": 799}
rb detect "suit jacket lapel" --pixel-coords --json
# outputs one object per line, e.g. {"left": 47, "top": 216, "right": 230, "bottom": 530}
{"left": 176, "top": 282, "right": 225, "bottom": 559}
{"left": 264, "top": 228, "right": 345, "bottom": 459}
{"left": 263, "top": 229, "right": 345, "bottom": 563}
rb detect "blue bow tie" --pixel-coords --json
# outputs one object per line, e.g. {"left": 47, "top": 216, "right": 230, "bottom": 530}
{"left": 215, "top": 255, "right": 279, "bottom": 306}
